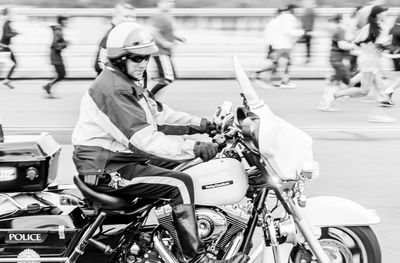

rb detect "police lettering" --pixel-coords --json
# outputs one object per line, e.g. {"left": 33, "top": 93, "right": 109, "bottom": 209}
{"left": 9, "top": 233, "right": 42, "bottom": 241}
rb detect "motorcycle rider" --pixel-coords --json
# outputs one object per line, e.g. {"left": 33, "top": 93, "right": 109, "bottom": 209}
{"left": 72, "top": 22, "right": 249, "bottom": 263}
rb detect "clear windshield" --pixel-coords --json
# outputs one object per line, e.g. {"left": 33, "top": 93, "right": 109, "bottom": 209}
{"left": 232, "top": 55, "right": 315, "bottom": 181}
{"left": 232, "top": 55, "right": 263, "bottom": 109}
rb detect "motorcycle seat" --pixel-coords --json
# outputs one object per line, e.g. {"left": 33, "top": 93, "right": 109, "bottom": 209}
{"left": 73, "top": 175, "right": 130, "bottom": 210}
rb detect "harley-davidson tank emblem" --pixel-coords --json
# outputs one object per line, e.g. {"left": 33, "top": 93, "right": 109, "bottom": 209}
{"left": 202, "top": 180, "right": 233, "bottom": 189}
{"left": 6, "top": 233, "right": 46, "bottom": 243}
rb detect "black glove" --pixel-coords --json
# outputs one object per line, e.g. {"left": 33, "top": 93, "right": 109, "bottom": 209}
{"left": 212, "top": 134, "right": 226, "bottom": 150}
{"left": 205, "top": 121, "right": 217, "bottom": 136}
{"left": 193, "top": 142, "right": 219, "bottom": 162}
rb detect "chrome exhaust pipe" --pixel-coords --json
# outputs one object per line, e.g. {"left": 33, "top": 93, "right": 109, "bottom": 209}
{"left": 223, "top": 232, "right": 244, "bottom": 260}
{"left": 153, "top": 232, "right": 179, "bottom": 263}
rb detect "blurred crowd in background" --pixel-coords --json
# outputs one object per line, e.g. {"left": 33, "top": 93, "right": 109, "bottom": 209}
{"left": 0, "top": 0, "right": 399, "bottom": 122}
{"left": 0, "top": 0, "right": 399, "bottom": 8}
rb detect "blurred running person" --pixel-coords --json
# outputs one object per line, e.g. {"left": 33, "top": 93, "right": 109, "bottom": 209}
{"left": 354, "top": 0, "right": 386, "bottom": 31}
{"left": 380, "top": 52, "right": 400, "bottom": 104}
{"left": 150, "top": 0, "right": 185, "bottom": 97}
{"left": 264, "top": 8, "right": 282, "bottom": 60}
{"left": 348, "top": 0, "right": 386, "bottom": 86}
{"left": 0, "top": 7, "right": 18, "bottom": 89}
{"left": 43, "top": 15, "right": 69, "bottom": 98}
{"left": 324, "top": 14, "right": 354, "bottom": 91}
{"left": 389, "top": 14, "right": 400, "bottom": 71}
{"left": 94, "top": 2, "right": 136, "bottom": 75}
{"left": 251, "top": 8, "right": 281, "bottom": 83}
{"left": 348, "top": 6, "right": 363, "bottom": 74}
{"left": 319, "top": 6, "right": 395, "bottom": 122}
{"left": 253, "top": 5, "right": 304, "bottom": 89}
{"left": 300, "top": 0, "right": 316, "bottom": 64}
{"left": 377, "top": 18, "right": 400, "bottom": 104}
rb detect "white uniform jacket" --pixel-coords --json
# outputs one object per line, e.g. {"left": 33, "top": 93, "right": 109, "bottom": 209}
{"left": 72, "top": 66, "right": 208, "bottom": 176}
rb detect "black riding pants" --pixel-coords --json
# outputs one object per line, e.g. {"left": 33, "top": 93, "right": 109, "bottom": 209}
{"left": 97, "top": 161, "right": 195, "bottom": 207}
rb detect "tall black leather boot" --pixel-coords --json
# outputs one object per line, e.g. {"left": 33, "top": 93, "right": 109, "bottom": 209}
{"left": 172, "top": 204, "right": 249, "bottom": 263}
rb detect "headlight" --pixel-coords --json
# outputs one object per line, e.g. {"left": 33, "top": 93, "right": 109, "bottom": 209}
{"left": 0, "top": 167, "right": 17, "bottom": 181}
{"left": 242, "top": 114, "right": 260, "bottom": 153}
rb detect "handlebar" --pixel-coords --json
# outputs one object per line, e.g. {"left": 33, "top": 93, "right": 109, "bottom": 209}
{"left": 212, "top": 125, "right": 241, "bottom": 151}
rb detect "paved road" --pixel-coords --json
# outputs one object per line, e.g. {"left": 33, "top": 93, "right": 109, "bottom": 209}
{"left": 1, "top": 80, "right": 399, "bottom": 262}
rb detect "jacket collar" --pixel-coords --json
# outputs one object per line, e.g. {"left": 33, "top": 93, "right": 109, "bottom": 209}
{"left": 105, "top": 64, "right": 147, "bottom": 97}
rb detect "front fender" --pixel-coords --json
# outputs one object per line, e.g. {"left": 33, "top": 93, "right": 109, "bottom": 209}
{"left": 301, "top": 196, "right": 380, "bottom": 227}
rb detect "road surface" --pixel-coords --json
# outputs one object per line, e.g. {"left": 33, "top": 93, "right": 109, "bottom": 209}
{"left": 1, "top": 79, "right": 399, "bottom": 262}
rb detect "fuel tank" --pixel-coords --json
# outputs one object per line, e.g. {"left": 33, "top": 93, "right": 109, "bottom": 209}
{"left": 183, "top": 158, "right": 248, "bottom": 206}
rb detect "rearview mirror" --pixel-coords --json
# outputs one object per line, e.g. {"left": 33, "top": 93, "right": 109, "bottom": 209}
{"left": 221, "top": 113, "right": 234, "bottom": 132}
{"left": 213, "top": 101, "right": 233, "bottom": 127}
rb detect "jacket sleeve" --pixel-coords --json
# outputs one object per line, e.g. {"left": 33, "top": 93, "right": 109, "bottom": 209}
{"left": 101, "top": 90, "right": 197, "bottom": 161}
{"left": 151, "top": 98, "right": 209, "bottom": 135}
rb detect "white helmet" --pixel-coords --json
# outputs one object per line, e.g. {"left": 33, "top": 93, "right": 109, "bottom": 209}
{"left": 106, "top": 22, "right": 158, "bottom": 59}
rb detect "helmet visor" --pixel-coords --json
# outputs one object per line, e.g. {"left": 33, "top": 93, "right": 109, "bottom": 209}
{"left": 124, "top": 42, "right": 159, "bottom": 55}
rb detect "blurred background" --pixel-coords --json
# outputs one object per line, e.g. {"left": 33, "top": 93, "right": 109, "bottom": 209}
{"left": 0, "top": 1, "right": 398, "bottom": 79}
{"left": 0, "top": 0, "right": 399, "bottom": 7}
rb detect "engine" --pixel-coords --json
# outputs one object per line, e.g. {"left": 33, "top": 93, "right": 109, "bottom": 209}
{"left": 154, "top": 204, "right": 251, "bottom": 254}
{"left": 115, "top": 231, "right": 161, "bottom": 263}
{"left": 196, "top": 208, "right": 227, "bottom": 241}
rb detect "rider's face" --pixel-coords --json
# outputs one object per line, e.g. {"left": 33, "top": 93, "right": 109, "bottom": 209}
{"left": 125, "top": 54, "right": 150, "bottom": 80}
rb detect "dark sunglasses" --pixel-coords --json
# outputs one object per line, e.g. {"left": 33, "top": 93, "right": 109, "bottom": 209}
{"left": 127, "top": 55, "right": 150, "bottom": 63}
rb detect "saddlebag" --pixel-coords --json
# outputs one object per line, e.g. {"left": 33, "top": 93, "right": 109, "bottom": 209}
{"left": 0, "top": 201, "right": 86, "bottom": 259}
{"left": 0, "top": 133, "right": 61, "bottom": 192}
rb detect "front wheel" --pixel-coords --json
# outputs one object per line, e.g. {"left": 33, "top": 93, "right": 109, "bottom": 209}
{"left": 293, "top": 226, "right": 381, "bottom": 263}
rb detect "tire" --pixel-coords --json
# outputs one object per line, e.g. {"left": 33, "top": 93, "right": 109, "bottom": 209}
{"left": 292, "top": 226, "right": 381, "bottom": 263}
{"left": 319, "top": 226, "right": 381, "bottom": 263}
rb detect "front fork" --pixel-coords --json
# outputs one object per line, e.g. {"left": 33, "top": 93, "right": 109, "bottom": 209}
{"left": 286, "top": 198, "right": 331, "bottom": 263}
{"left": 257, "top": 189, "right": 332, "bottom": 263}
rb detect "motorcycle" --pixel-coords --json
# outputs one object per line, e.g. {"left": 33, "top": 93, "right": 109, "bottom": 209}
{"left": 0, "top": 56, "right": 381, "bottom": 263}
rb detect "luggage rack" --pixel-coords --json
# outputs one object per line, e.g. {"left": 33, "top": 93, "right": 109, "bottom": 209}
{"left": 0, "top": 192, "right": 62, "bottom": 219}
{"left": 0, "top": 193, "right": 25, "bottom": 210}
